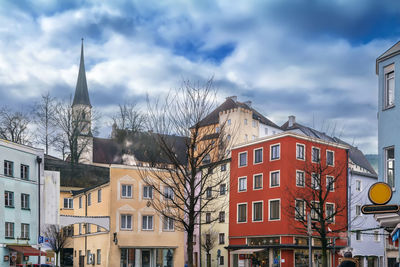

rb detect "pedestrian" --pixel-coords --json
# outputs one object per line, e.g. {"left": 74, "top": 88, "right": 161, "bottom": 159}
{"left": 338, "top": 251, "right": 357, "bottom": 267}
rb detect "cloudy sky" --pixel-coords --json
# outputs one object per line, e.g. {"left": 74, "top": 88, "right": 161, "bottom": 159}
{"left": 1, "top": 0, "right": 399, "bottom": 154}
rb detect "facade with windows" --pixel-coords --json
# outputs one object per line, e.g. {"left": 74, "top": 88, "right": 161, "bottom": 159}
{"left": 229, "top": 132, "right": 349, "bottom": 267}
{"left": 0, "top": 139, "right": 44, "bottom": 265}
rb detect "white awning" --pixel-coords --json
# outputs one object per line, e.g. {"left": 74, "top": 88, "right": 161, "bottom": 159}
{"left": 231, "top": 249, "right": 265, "bottom": 255}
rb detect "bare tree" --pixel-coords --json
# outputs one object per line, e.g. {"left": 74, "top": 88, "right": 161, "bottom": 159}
{"left": 141, "top": 78, "right": 230, "bottom": 267}
{"left": 285, "top": 149, "right": 347, "bottom": 267}
{"left": 33, "top": 92, "right": 57, "bottom": 154}
{"left": 0, "top": 106, "right": 31, "bottom": 145}
{"left": 201, "top": 229, "right": 218, "bottom": 267}
{"left": 42, "top": 224, "right": 70, "bottom": 267}
{"left": 112, "top": 102, "right": 146, "bottom": 137}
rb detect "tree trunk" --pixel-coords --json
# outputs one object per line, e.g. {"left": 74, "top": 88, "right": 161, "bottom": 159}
{"left": 207, "top": 253, "right": 211, "bottom": 267}
{"left": 187, "top": 229, "right": 194, "bottom": 267}
{"left": 321, "top": 237, "right": 328, "bottom": 267}
{"left": 56, "top": 252, "right": 59, "bottom": 267}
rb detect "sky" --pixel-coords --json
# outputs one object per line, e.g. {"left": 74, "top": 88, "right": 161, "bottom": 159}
{"left": 1, "top": 0, "right": 400, "bottom": 154}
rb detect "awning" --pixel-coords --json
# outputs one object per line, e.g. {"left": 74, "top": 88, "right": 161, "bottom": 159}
{"left": 231, "top": 249, "right": 265, "bottom": 255}
{"left": 8, "top": 245, "right": 46, "bottom": 256}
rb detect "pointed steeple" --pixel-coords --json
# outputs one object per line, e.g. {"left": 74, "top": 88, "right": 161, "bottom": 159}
{"left": 72, "top": 39, "right": 91, "bottom": 107}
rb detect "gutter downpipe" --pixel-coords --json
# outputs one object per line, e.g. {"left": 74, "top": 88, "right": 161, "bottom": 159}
{"left": 347, "top": 149, "right": 351, "bottom": 251}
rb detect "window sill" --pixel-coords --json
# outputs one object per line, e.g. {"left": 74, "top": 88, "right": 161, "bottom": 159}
{"left": 142, "top": 229, "right": 154, "bottom": 231}
{"left": 63, "top": 208, "right": 73, "bottom": 210}
{"left": 162, "top": 229, "right": 175, "bottom": 232}
{"left": 5, "top": 206, "right": 15, "bottom": 209}
{"left": 5, "top": 237, "right": 14, "bottom": 239}
{"left": 383, "top": 105, "right": 395, "bottom": 111}
{"left": 21, "top": 208, "right": 31, "bottom": 211}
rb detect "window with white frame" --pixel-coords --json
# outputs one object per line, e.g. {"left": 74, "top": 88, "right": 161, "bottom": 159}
{"left": 63, "top": 198, "right": 73, "bottom": 209}
{"left": 355, "top": 180, "right": 361, "bottom": 191}
{"left": 237, "top": 203, "right": 247, "bottom": 222}
{"left": 374, "top": 231, "right": 380, "bottom": 241}
{"left": 121, "top": 214, "right": 132, "bottom": 230}
{"left": 269, "top": 200, "right": 280, "bottom": 220}
{"left": 253, "top": 201, "right": 263, "bottom": 222}
{"left": 219, "top": 211, "right": 225, "bottom": 223}
{"left": 355, "top": 205, "right": 361, "bottom": 216}
{"left": 5, "top": 222, "right": 14, "bottom": 238}
{"left": 20, "top": 164, "right": 29, "bottom": 179}
{"left": 219, "top": 233, "right": 225, "bottom": 244}
{"left": 326, "top": 176, "right": 334, "bottom": 192}
{"left": 206, "top": 212, "right": 211, "bottom": 223}
{"left": 326, "top": 151, "right": 334, "bottom": 166}
{"left": 312, "top": 147, "right": 320, "bottom": 163}
{"left": 220, "top": 184, "right": 226, "bottom": 195}
{"left": 98, "top": 189, "right": 102, "bottom": 203}
{"left": 270, "top": 171, "right": 280, "bottom": 187}
{"left": 296, "top": 144, "right": 305, "bottom": 160}
{"left": 238, "top": 177, "right": 247, "bottom": 192}
{"left": 271, "top": 144, "right": 280, "bottom": 160}
{"left": 295, "top": 199, "right": 305, "bottom": 220}
{"left": 385, "top": 147, "right": 395, "bottom": 188}
{"left": 311, "top": 202, "right": 320, "bottom": 220}
{"left": 311, "top": 173, "right": 320, "bottom": 190}
{"left": 326, "top": 203, "right": 334, "bottom": 223}
{"left": 4, "top": 160, "right": 13, "bottom": 176}
{"left": 355, "top": 230, "right": 361, "bottom": 241}
{"left": 164, "top": 187, "right": 174, "bottom": 200}
{"left": 21, "top": 223, "right": 29, "bottom": 239}
{"left": 5, "top": 191, "right": 14, "bottom": 207}
{"left": 142, "top": 215, "right": 153, "bottom": 230}
{"left": 163, "top": 216, "right": 174, "bottom": 231}
{"left": 254, "top": 174, "right": 263, "bottom": 189}
{"left": 239, "top": 152, "right": 247, "bottom": 167}
{"left": 296, "top": 171, "right": 305, "bottom": 187}
{"left": 384, "top": 66, "right": 395, "bottom": 109}
{"left": 121, "top": 185, "right": 132, "bottom": 198}
{"left": 20, "top": 194, "right": 29, "bottom": 210}
{"left": 143, "top": 185, "right": 153, "bottom": 199}
{"left": 254, "top": 148, "right": 263, "bottom": 164}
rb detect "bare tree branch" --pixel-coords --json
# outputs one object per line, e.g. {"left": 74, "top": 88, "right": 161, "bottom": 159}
{"left": 0, "top": 106, "right": 32, "bottom": 145}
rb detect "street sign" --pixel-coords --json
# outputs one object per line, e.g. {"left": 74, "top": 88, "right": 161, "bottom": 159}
{"left": 368, "top": 182, "right": 392, "bottom": 205}
{"left": 393, "top": 229, "right": 400, "bottom": 242}
{"left": 361, "top": 204, "right": 400, "bottom": 214}
{"left": 38, "top": 236, "right": 44, "bottom": 244}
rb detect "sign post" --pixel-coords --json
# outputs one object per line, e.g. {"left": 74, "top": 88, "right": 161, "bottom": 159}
{"left": 307, "top": 214, "right": 312, "bottom": 267}
{"left": 361, "top": 182, "right": 398, "bottom": 214}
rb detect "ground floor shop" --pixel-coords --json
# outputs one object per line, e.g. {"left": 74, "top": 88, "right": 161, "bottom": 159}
{"left": 0, "top": 245, "right": 46, "bottom": 266}
{"left": 120, "top": 247, "right": 176, "bottom": 267}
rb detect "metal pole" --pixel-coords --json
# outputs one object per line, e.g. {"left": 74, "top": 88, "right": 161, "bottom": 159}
{"left": 308, "top": 214, "right": 312, "bottom": 267}
{"left": 333, "top": 237, "right": 336, "bottom": 267}
{"left": 36, "top": 156, "right": 42, "bottom": 266}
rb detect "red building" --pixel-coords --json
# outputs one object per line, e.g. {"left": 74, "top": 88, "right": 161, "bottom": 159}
{"left": 228, "top": 132, "right": 349, "bottom": 267}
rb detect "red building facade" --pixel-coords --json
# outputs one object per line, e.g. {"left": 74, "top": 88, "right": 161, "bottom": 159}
{"left": 229, "top": 132, "right": 348, "bottom": 267}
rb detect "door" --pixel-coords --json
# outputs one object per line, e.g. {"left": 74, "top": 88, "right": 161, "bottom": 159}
{"left": 142, "top": 250, "right": 151, "bottom": 267}
{"left": 79, "top": 255, "right": 85, "bottom": 267}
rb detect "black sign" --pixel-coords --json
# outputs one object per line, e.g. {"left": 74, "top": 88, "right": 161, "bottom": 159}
{"left": 361, "top": 204, "right": 400, "bottom": 214}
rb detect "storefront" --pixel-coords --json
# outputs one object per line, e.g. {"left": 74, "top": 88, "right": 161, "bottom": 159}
{"left": 4, "top": 245, "right": 46, "bottom": 266}
{"left": 120, "top": 247, "right": 175, "bottom": 267}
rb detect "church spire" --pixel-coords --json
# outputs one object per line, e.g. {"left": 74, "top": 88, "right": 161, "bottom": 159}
{"left": 72, "top": 38, "right": 91, "bottom": 107}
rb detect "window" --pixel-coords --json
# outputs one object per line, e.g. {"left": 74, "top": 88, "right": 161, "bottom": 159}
{"left": 227, "top": 119, "right": 231, "bottom": 125}
{"left": 20, "top": 164, "right": 29, "bottom": 179}
{"left": 5, "top": 222, "right": 14, "bottom": 238}
{"left": 79, "top": 224, "right": 82, "bottom": 234}
{"left": 164, "top": 187, "right": 174, "bottom": 200}
{"left": 4, "top": 160, "right": 13, "bottom": 176}
{"left": 220, "top": 184, "right": 226, "bottom": 195}
{"left": 269, "top": 200, "right": 280, "bottom": 220}
{"left": 227, "top": 135, "right": 231, "bottom": 142}
{"left": 239, "top": 152, "right": 247, "bottom": 167}
{"left": 97, "top": 249, "right": 101, "bottom": 265}
{"left": 142, "top": 215, "right": 153, "bottom": 230}
{"left": 237, "top": 203, "right": 247, "bottom": 223}
{"left": 206, "top": 187, "right": 212, "bottom": 199}
{"left": 385, "top": 147, "right": 395, "bottom": 188}
{"left": 253, "top": 202, "right": 263, "bottom": 222}
{"left": 121, "top": 185, "right": 132, "bottom": 198}
{"left": 143, "top": 186, "right": 153, "bottom": 199}
{"left": 5, "top": 191, "right": 14, "bottom": 207}
{"left": 86, "top": 223, "right": 91, "bottom": 234}
{"left": 87, "top": 251, "right": 91, "bottom": 264}
{"left": 88, "top": 193, "right": 92, "bottom": 206}
{"left": 326, "top": 151, "right": 334, "bottom": 166}
{"left": 312, "top": 147, "right": 320, "bottom": 163}
{"left": 311, "top": 202, "right": 320, "bottom": 220}
{"left": 63, "top": 198, "right": 73, "bottom": 209}
{"left": 355, "top": 180, "right": 361, "bottom": 191}
{"left": 296, "top": 171, "right": 305, "bottom": 187}
{"left": 219, "top": 256, "right": 224, "bottom": 265}
{"left": 193, "top": 235, "right": 197, "bottom": 245}
{"left": 252, "top": 135, "right": 256, "bottom": 140}
{"left": 296, "top": 144, "right": 305, "bottom": 160}
{"left": 97, "top": 225, "right": 101, "bottom": 232}
{"left": 221, "top": 164, "right": 226, "bottom": 172}
{"left": 121, "top": 214, "right": 132, "bottom": 230}
{"left": 163, "top": 216, "right": 174, "bottom": 231}
{"left": 326, "top": 203, "right": 334, "bottom": 223}
{"left": 79, "top": 196, "right": 82, "bottom": 209}
{"left": 215, "top": 127, "right": 220, "bottom": 133}
{"left": 254, "top": 148, "right": 263, "bottom": 164}
{"left": 355, "top": 205, "right": 361, "bottom": 216}
{"left": 326, "top": 176, "right": 334, "bottom": 192}
{"left": 355, "top": 230, "right": 361, "bottom": 241}
{"left": 98, "top": 189, "right": 102, "bottom": 203}
{"left": 270, "top": 171, "right": 280, "bottom": 187}
{"left": 206, "top": 212, "right": 211, "bottom": 224}
{"left": 219, "top": 233, "right": 225, "bottom": 244}
{"left": 21, "top": 194, "right": 30, "bottom": 209}
{"left": 384, "top": 68, "right": 395, "bottom": 109}
{"left": 311, "top": 173, "right": 320, "bottom": 190}
{"left": 238, "top": 177, "right": 247, "bottom": 192}
{"left": 21, "top": 223, "right": 29, "bottom": 239}
{"left": 244, "top": 119, "right": 248, "bottom": 125}
{"left": 295, "top": 200, "right": 305, "bottom": 220}
{"left": 219, "top": 211, "right": 225, "bottom": 223}
{"left": 374, "top": 231, "right": 380, "bottom": 242}
{"left": 270, "top": 144, "right": 280, "bottom": 160}
{"left": 252, "top": 120, "right": 257, "bottom": 127}
{"left": 254, "top": 174, "right": 263, "bottom": 189}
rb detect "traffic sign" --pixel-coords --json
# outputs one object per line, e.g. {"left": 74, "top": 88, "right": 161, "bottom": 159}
{"left": 368, "top": 182, "right": 392, "bottom": 205}
{"left": 38, "top": 236, "right": 44, "bottom": 244}
{"left": 393, "top": 229, "right": 400, "bottom": 242}
{"left": 361, "top": 204, "right": 400, "bottom": 214}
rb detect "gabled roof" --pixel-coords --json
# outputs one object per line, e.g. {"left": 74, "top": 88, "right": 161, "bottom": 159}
{"left": 376, "top": 41, "right": 400, "bottom": 74}
{"left": 196, "top": 97, "right": 280, "bottom": 128}
{"left": 281, "top": 120, "right": 377, "bottom": 178}
{"left": 72, "top": 40, "right": 91, "bottom": 107}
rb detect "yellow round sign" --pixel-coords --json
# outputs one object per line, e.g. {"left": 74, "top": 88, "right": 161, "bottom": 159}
{"left": 368, "top": 182, "right": 392, "bottom": 205}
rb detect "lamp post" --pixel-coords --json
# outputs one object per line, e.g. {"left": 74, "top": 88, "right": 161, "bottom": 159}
{"left": 36, "top": 156, "right": 42, "bottom": 267}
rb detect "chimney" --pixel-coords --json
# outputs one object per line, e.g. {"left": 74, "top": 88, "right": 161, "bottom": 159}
{"left": 244, "top": 101, "right": 252, "bottom": 107}
{"left": 288, "top": 115, "right": 296, "bottom": 127}
{"left": 227, "top": 96, "right": 237, "bottom": 102}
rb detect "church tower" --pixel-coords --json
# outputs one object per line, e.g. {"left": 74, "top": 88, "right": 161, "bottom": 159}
{"left": 72, "top": 39, "right": 93, "bottom": 164}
